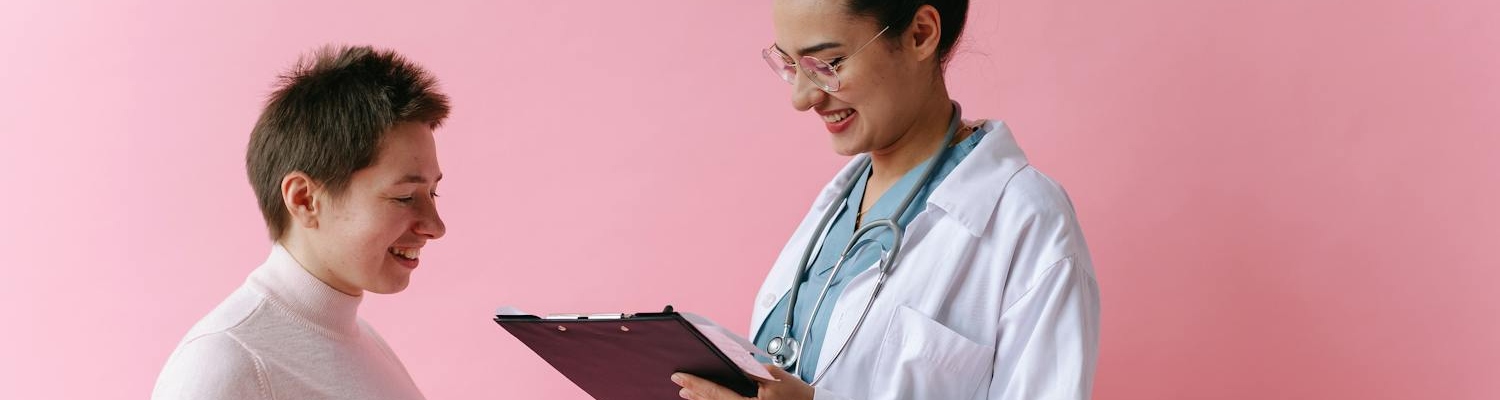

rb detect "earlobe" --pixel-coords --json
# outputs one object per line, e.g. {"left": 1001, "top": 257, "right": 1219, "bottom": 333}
{"left": 281, "top": 172, "right": 320, "bottom": 229}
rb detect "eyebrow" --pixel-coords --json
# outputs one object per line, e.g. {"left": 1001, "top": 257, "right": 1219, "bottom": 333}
{"left": 394, "top": 174, "right": 442, "bottom": 185}
{"left": 775, "top": 42, "right": 844, "bottom": 58}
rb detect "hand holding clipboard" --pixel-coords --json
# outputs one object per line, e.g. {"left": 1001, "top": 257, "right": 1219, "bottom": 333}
{"left": 494, "top": 305, "right": 775, "bottom": 399}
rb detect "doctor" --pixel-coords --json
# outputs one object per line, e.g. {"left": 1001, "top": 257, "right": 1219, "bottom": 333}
{"left": 671, "top": 0, "right": 1100, "bottom": 399}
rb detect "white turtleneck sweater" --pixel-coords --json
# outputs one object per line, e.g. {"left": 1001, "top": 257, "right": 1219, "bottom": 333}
{"left": 153, "top": 245, "right": 425, "bottom": 399}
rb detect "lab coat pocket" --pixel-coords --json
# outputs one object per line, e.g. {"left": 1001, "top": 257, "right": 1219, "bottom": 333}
{"left": 871, "top": 305, "right": 993, "bottom": 399}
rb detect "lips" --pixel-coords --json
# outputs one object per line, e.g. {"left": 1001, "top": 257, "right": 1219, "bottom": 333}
{"left": 388, "top": 246, "right": 421, "bottom": 269}
{"left": 389, "top": 246, "right": 420, "bottom": 260}
{"left": 818, "top": 108, "right": 857, "bottom": 134}
{"left": 821, "top": 109, "right": 853, "bottom": 123}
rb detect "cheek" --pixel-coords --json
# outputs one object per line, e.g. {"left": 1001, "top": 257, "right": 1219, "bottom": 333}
{"left": 367, "top": 207, "right": 413, "bottom": 243}
{"left": 335, "top": 203, "right": 408, "bottom": 247}
{"left": 839, "top": 92, "right": 883, "bottom": 128}
{"left": 862, "top": 88, "right": 909, "bottom": 124}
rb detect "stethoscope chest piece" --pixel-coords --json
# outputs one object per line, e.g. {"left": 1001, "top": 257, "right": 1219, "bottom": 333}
{"left": 768, "top": 335, "right": 800, "bottom": 369}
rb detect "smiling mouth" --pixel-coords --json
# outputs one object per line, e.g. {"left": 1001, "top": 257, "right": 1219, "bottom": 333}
{"left": 388, "top": 246, "right": 420, "bottom": 260}
{"left": 822, "top": 109, "right": 854, "bottom": 123}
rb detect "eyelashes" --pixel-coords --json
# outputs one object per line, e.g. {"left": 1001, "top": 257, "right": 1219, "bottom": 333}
{"left": 393, "top": 191, "right": 440, "bottom": 204}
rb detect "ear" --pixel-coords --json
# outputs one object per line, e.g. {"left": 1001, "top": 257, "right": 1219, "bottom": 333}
{"left": 281, "top": 171, "right": 322, "bottom": 230}
{"left": 904, "top": 5, "right": 943, "bottom": 64}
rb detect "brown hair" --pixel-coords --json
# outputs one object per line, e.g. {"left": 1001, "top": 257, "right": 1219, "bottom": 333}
{"left": 246, "top": 45, "right": 450, "bottom": 240}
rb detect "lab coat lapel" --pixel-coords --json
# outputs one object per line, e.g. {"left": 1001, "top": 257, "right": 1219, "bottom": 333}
{"left": 926, "top": 120, "right": 1029, "bottom": 236}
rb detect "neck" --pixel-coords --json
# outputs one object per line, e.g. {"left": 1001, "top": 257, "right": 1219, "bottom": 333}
{"left": 279, "top": 232, "right": 363, "bottom": 297}
{"left": 868, "top": 92, "right": 955, "bottom": 184}
{"left": 257, "top": 241, "right": 365, "bottom": 336}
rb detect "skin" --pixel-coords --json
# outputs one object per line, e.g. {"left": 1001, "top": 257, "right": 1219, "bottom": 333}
{"left": 673, "top": 1, "right": 956, "bottom": 399}
{"left": 772, "top": 0, "right": 956, "bottom": 224}
{"left": 279, "top": 121, "right": 446, "bottom": 296}
{"left": 673, "top": 366, "right": 812, "bottom": 400}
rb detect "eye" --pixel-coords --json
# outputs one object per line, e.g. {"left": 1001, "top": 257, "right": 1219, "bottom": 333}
{"left": 821, "top": 58, "right": 845, "bottom": 70}
{"left": 394, "top": 196, "right": 415, "bottom": 204}
{"left": 430, "top": 191, "right": 440, "bottom": 199}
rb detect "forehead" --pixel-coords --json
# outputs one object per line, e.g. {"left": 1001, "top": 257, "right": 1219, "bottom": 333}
{"left": 772, "top": 0, "right": 842, "bottom": 17}
{"left": 771, "top": 0, "right": 874, "bottom": 54}
{"left": 365, "top": 122, "right": 440, "bottom": 175}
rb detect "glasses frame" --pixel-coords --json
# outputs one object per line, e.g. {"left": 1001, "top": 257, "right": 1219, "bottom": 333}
{"left": 763, "top": 25, "right": 892, "bottom": 92}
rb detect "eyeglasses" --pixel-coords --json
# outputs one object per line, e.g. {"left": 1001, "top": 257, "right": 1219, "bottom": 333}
{"left": 762, "top": 26, "right": 890, "bottom": 92}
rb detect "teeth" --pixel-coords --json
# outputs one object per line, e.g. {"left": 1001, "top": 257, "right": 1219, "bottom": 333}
{"left": 389, "top": 247, "right": 420, "bottom": 260}
{"left": 822, "top": 110, "right": 853, "bottom": 123}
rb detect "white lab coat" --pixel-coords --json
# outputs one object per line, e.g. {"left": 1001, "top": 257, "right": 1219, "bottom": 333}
{"left": 750, "top": 120, "right": 1100, "bottom": 400}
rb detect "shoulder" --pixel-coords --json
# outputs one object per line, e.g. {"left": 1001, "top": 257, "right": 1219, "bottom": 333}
{"left": 962, "top": 122, "right": 1094, "bottom": 280}
{"left": 180, "top": 285, "right": 266, "bottom": 340}
{"left": 153, "top": 331, "right": 270, "bottom": 399}
{"left": 989, "top": 165, "right": 1097, "bottom": 291}
{"left": 357, "top": 318, "right": 418, "bottom": 375}
{"left": 359, "top": 318, "right": 400, "bottom": 357}
{"left": 154, "top": 286, "right": 273, "bottom": 399}
{"left": 998, "top": 165, "right": 1079, "bottom": 224}
{"left": 991, "top": 163, "right": 1089, "bottom": 256}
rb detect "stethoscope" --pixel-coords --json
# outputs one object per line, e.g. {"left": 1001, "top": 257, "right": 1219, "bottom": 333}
{"left": 765, "top": 102, "right": 963, "bottom": 381}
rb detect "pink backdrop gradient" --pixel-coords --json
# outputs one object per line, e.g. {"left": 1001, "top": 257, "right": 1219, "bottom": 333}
{"left": 3, "top": 0, "right": 1498, "bottom": 398}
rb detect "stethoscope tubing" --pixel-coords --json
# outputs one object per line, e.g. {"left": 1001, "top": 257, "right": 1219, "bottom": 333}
{"left": 771, "top": 102, "right": 965, "bottom": 380}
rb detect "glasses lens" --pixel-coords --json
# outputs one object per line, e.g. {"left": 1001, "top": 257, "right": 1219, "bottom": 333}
{"left": 763, "top": 48, "right": 797, "bottom": 84}
{"left": 800, "top": 56, "right": 840, "bottom": 91}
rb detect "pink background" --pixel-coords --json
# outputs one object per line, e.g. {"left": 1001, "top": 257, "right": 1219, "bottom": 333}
{"left": 3, "top": 0, "right": 1497, "bottom": 398}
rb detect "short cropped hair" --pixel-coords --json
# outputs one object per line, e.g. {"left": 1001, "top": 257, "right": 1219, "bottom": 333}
{"left": 246, "top": 45, "right": 450, "bottom": 240}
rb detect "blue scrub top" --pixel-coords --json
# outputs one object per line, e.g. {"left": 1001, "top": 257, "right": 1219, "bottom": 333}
{"left": 754, "top": 128, "right": 988, "bottom": 382}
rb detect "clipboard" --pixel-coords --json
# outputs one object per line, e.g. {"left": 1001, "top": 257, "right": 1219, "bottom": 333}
{"left": 493, "top": 306, "right": 762, "bottom": 399}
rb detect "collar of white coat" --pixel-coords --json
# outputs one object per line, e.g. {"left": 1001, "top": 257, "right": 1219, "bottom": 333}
{"left": 814, "top": 120, "right": 1030, "bottom": 237}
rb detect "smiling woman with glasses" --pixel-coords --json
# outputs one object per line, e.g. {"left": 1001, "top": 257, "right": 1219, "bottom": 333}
{"left": 671, "top": 1, "right": 1101, "bottom": 399}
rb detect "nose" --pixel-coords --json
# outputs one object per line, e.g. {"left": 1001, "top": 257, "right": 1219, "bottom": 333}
{"left": 415, "top": 199, "right": 446, "bottom": 240}
{"left": 790, "top": 69, "right": 827, "bottom": 112}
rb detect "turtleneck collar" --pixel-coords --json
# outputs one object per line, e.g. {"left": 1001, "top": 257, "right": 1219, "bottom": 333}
{"left": 247, "top": 243, "right": 363, "bottom": 337}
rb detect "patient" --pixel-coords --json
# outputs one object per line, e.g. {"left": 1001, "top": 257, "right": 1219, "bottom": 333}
{"left": 153, "top": 45, "right": 450, "bottom": 399}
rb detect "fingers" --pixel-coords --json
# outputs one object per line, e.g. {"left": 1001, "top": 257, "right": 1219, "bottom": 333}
{"left": 758, "top": 365, "right": 816, "bottom": 399}
{"left": 671, "top": 373, "right": 696, "bottom": 398}
{"left": 672, "top": 372, "right": 742, "bottom": 400}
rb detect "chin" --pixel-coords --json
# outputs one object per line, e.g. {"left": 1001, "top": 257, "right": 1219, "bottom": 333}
{"left": 830, "top": 147, "right": 862, "bottom": 157}
{"left": 366, "top": 279, "right": 411, "bottom": 295}
{"left": 829, "top": 138, "right": 865, "bottom": 157}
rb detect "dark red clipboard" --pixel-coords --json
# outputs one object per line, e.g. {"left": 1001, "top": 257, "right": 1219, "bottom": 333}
{"left": 493, "top": 306, "right": 760, "bottom": 399}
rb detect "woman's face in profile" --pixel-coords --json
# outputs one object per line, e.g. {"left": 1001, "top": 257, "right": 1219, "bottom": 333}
{"left": 771, "top": 0, "right": 933, "bottom": 156}
{"left": 309, "top": 121, "right": 447, "bottom": 295}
